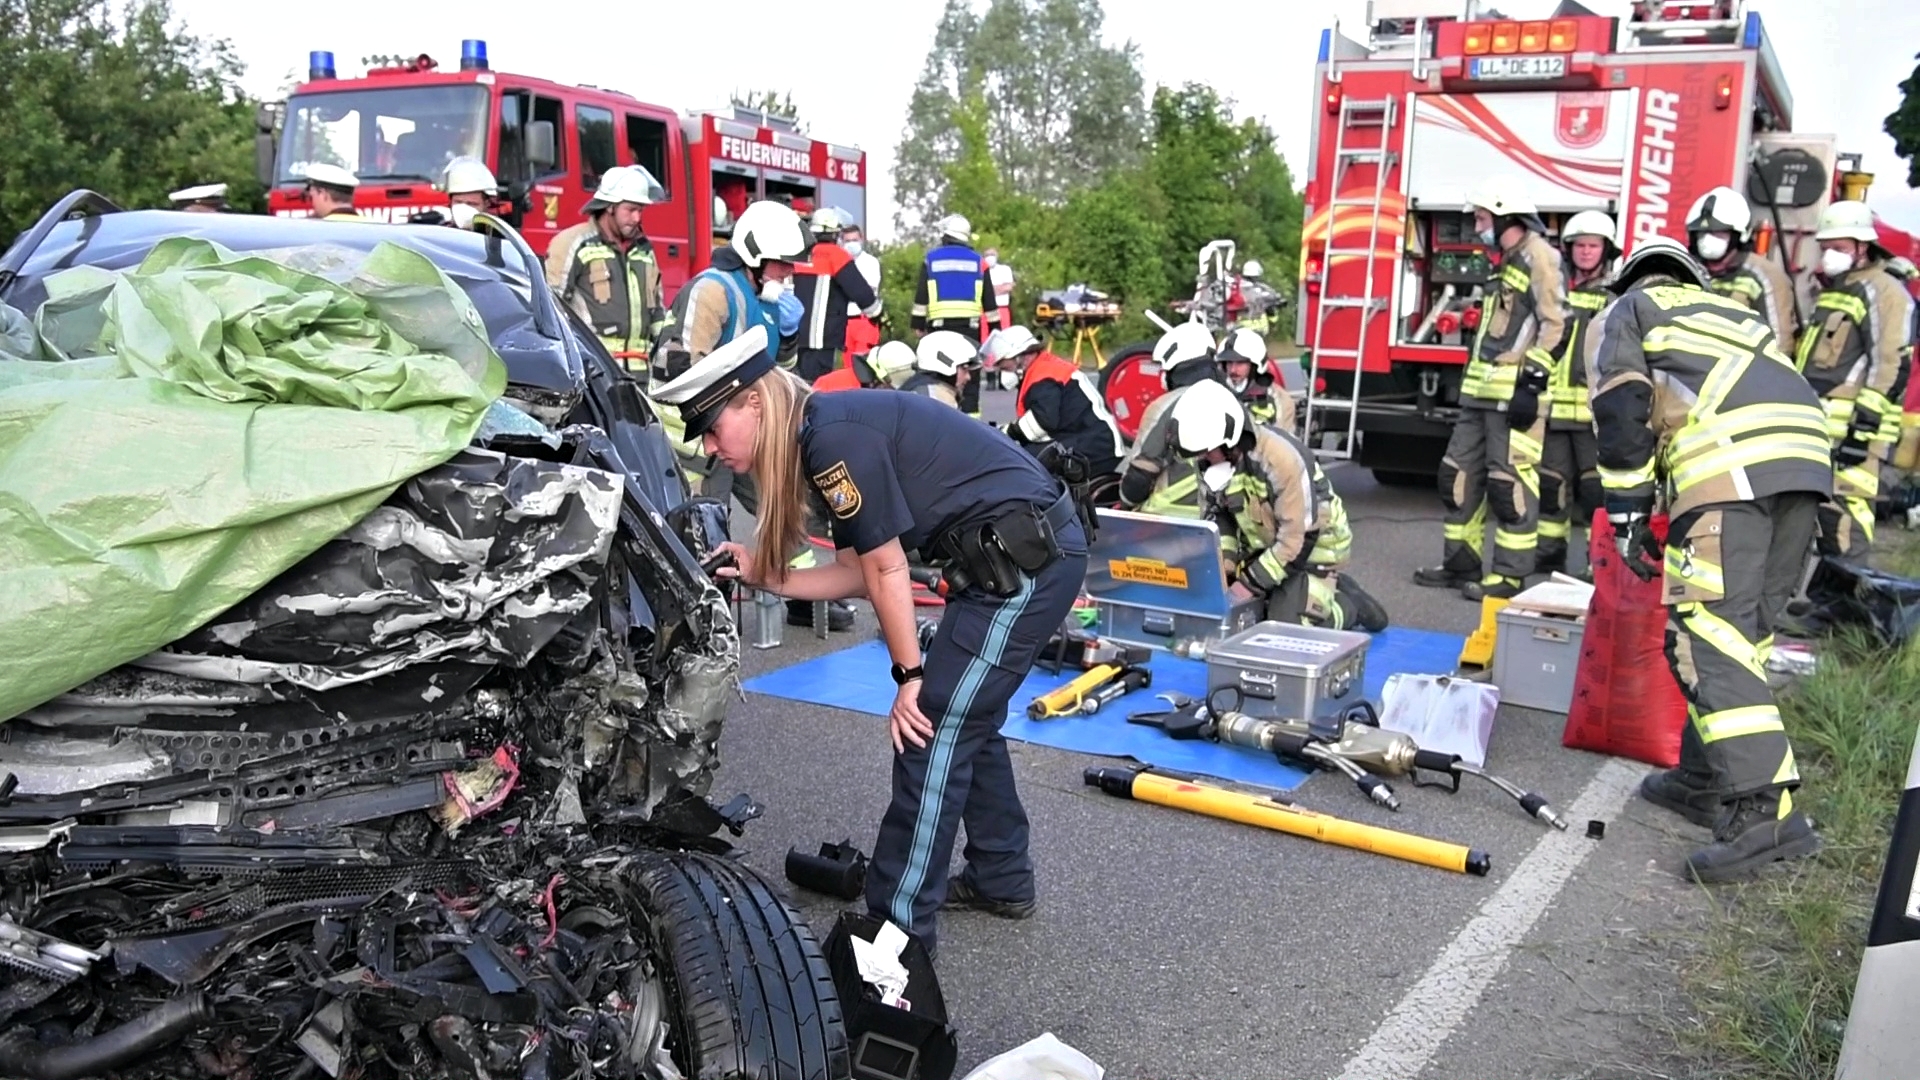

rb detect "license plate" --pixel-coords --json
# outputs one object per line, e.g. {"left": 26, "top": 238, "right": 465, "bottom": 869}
{"left": 1469, "top": 55, "right": 1567, "bottom": 81}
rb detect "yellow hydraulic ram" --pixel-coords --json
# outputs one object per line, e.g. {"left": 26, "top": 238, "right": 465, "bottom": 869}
{"left": 1084, "top": 766, "right": 1490, "bottom": 877}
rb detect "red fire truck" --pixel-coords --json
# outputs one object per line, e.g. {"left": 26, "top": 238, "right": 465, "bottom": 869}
{"left": 257, "top": 41, "right": 867, "bottom": 301}
{"left": 1296, "top": 0, "right": 1879, "bottom": 485}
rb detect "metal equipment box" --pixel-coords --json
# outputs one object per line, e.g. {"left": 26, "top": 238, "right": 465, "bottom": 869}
{"left": 1082, "top": 508, "right": 1262, "bottom": 651}
{"left": 1491, "top": 606, "right": 1585, "bottom": 714}
{"left": 1205, "top": 621, "right": 1373, "bottom": 722}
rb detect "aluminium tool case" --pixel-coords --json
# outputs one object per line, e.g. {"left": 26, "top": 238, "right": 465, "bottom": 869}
{"left": 1205, "top": 621, "right": 1372, "bottom": 722}
{"left": 1083, "top": 508, "right": 1262, "bottom": 651}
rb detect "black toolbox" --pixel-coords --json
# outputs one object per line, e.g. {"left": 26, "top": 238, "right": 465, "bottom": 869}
{"left": 823, "top": 912, "right": 958, "bottom": 1080}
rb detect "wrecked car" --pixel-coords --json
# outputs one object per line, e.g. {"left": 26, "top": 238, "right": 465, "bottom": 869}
{"left": 0, "top": 194, "right": 850, "bottom": 1080}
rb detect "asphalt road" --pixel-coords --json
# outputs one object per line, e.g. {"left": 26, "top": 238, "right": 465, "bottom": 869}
{"left": 710, "top": 385, "right": 1715, "bottom": 1080}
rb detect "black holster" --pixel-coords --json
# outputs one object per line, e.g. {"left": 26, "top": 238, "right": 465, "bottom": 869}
{"left": 1034, "top": 442, "right": 1101, "bottom": 543}
{"left": 934, "top": 493, "right": 1072, "bottom": 599}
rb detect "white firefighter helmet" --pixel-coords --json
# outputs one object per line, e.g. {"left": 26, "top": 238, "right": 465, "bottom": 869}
{"left": 809, "top": 206, "right": 851, "bottom": 236}
{"left": 439, "top": 157, "right": 498, "bottom": 197}
{"left": 1466, "top": 178, "right": 1537, "bottom": 219}
{"left": 1169, "top": 379, "right": 1249, "bottom": 457}
{"left": 1562, "top": 209, "right": 1621, "bottom": 259}
{"left": 1152, "top": 320, "right": 1217, "bottom": 373}
{"left": 729, "top": 200, "right": 814, "bottom": 268}
{"left": 1816, "top": 200, "right": 1879, "bottom": 243}
{"left": 1241, "top": 259, "right": 1264, "bottom": 279}
{"left": 868, "top": 340, "right": 918, "bottom": 382}
{"left": 1610, "top": 236, "right": 1711, "bottom": 294}
{"left": 985, "top": 325, "right": 1042, "bottom": 364}
{"left": 937, "top": 213, "right": 973, "bottom": 244}
{"left": 591, "top": 165, "right": 664, "bottom": 208}
{"left": 302, "top": 162, "right": 359, "bottom": 191}
{"left": 1219, "top": 327, "right": 1267, "bottom": 366}
{"left": 1684, "top": 186, "right": 1753, "bottom": 241}
{"left": 915, "top": 330, "right": 978, "bottom": 377}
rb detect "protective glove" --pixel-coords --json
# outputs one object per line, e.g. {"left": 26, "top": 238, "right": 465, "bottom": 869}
{"left": 1835, "top": 436, "right": 1872, "bottom": 468}
{"left": 1606, "top": 496, "right": 1662, "bottom": 582}
{"left": 1507, "top": 364, "right": 1550, "bottom": 430}
{"left": 775, "top": 290, "right": 804, "bottom": 338}
{"left": 1837, "top": 405, "right": 1879, "bottom": 468}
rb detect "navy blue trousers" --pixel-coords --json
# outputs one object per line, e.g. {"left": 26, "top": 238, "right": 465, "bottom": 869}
{"left": 864, "top": 532, "right": 1088, "bottom": 952}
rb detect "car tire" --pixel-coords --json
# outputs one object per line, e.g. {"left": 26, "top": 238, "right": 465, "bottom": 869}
{"left": 628, "top": 850, "right": 850, "bottom": 1080}
{"left": 1370, "top": 468, "right": 1438, "bottom": 489}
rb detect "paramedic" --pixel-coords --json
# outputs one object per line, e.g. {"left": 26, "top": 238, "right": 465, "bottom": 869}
{"left": 987, "top": 325, "right": 1127, "bottom": 502}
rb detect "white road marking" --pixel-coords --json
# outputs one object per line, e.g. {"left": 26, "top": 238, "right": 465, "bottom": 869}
{"left": 1332, "top": 757, "right": 1649, "bottom": 1080}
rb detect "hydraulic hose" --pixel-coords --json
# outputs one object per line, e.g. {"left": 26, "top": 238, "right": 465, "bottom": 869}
{"left": 1457, "top": 763, "right": 1570, "bottom": 830}
{"left": 1301, "top": 745, "right": 1401, "bottom": 812}
{"left": 0, "top": 993, "right": 213, "bottom": 1080}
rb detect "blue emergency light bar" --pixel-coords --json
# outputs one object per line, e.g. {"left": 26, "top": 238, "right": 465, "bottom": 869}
{"left": 461, "top": 39, "right": 489, "bottom": 71}
{"left": 309, "top": 50, "right": 335, "bottom": 80}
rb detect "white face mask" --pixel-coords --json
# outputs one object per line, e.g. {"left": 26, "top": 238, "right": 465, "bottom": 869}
{"left": 843, "top": 240, "right": 864, "bottom": 258}
{"left": 1693, "top": 233, "right": 1730, "bottom": 262}
{"left": 1201, "top": 461, "right": 1235, "bottom": 493}
{"left": 998, "top": 369, "right": 1021, "bottom": 392}
{"left": 449, "top": 202, "right": 479, "bottom": 230}
{"left": 759, "top": 278, "right": 788, "bottom": 303}
{"left": 1821, "top": 248, "right": 1856, "bottom": 278}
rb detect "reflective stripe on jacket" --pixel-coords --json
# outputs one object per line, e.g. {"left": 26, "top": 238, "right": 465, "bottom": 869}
{"left": 1794, "top": 263, "right": 1914, "bottom": 445}
{"left": 1550, "top": 282, "right": 1610, "bottom": 426}
{"left": 1463, "top": 232, "right": 1567, "bottom": 405}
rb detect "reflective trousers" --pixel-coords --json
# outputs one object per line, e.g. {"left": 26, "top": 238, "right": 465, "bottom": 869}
{"left": 1664, "top": 494, "right": 1816, "bottom": 802}
{"left": 1539, "top": 425, "right": 1600, "bottom": 571}
{"left": 866, "top": 532, "right": 1089, "bottom": 951}
{"left": 1438, "top": 405, "right": 1543, "bottom": 585}
{"left": 1264, "top": 570, "right": 1363, "bottom": 631}
{"left": 1818, "top": 444, "right": 1886, "bottom": 563}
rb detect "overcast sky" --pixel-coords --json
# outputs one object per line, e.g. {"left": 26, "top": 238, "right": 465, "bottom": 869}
{"left": 176, "top": 0, "right": 1920, "bottom": 238}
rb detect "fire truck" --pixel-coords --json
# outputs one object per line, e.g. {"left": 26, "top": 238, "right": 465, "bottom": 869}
{"left": 256, "top": 41, "right": 868, "bottom": 301}
{"left": 1296, "top": 0, "right": 1906, "bottom": 485}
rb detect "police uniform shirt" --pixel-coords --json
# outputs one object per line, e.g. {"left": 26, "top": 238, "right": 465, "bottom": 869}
{"left": 801, "top": 390, "right": 1061, "bottom": 557}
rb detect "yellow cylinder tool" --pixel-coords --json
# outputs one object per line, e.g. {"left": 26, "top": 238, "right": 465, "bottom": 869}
{"left": 1084, "top": 766, "right": 1490, "bottom": 877}
{"left": 1027, "top": 663, "right": 1125, "bottom": 719}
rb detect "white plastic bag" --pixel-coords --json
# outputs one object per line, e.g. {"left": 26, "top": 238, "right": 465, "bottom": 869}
{"left": 959, "top": 1033, "right": 1103, "bottom": 1080}
{"left": 1378, "top": 673, "right": 1500, "bottom": 767}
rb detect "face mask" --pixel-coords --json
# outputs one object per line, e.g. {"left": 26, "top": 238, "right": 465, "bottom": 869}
{"left": 1821, "top": 248, "right": 1856, "bottom": 278}
{"left": 1693, "top": 233, "right": 1729, "bottom": 262}
{"left": 843, "top": 240, "right": 864, "bottom": 258}
{"left": 759, "top": 278, "right": 788, "bottom": 304}
{"left": 998, "top": 369, "right": 1021, "bottom": 392}
{"left": 449, "top": 202, "right": 479, "bottom": 230}
{"left": 1477, "top": 228, "right": 1496, "bottom": 247}
{"left": 1201, "top": 461, "right": 1235, "bottom": 493}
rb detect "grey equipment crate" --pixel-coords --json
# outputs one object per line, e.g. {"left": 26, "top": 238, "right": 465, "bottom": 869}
{"left": 1082, "top": 508, "right": 1262, "bottom": 651}
{"left": 1491, "top": 606, "right": 1586, "bottom": 714}
{"left": 1206, "top": 621, "right": 1373, "bottom": 722}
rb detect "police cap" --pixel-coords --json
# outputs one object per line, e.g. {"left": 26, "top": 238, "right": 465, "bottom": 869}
{"left": 651, "top": 325, "right": 778, "bottom": 439}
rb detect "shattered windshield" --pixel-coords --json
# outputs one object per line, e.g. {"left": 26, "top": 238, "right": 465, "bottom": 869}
{"left": 278, "top": 86, "right": 490, "bottom": 184}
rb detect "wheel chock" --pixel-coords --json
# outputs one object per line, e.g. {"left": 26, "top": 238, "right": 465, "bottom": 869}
{"left": 1459, "top": 596, "right": 1510, "bottom": 668}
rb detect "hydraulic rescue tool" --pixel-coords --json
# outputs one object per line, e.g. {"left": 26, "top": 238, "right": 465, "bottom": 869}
{"left": 1026, "top": 650, "right": 1153, "bottom": 720}
{"left": 1127, "top": 688, "right": 1570, "bottom": 829}
{"left": 1085, "top": 766, "right": 1489, "bottom": 876}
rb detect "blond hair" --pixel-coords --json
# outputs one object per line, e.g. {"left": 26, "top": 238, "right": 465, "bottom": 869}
{"left": 742, "top": 367, "right": 814, "bottom": 587}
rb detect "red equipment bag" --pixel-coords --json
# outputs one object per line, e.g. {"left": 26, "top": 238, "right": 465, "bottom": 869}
{"left": 1561, "top": 509, "right": 1690, "bottom": 768}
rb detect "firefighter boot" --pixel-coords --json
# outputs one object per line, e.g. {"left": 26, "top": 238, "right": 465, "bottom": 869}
{"left": 1336, "top": 575, "right": 1391, "bottom": 633}
{"left": 1413, "top": 548, "right": 1482, "bottom": 590}
{"left": 1684, "top": 794, "right": 1821, "bottom": 884}
{"left": 1462, "top": 575, "right": 1524, "bottom": 601}
{"left": 1639, "top": 768, "right": 1720, "bottom": 829}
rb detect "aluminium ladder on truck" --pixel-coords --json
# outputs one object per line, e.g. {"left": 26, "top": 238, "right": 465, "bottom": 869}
{"left": 1303, "top": 92, "right": 1398, "bottom": 461}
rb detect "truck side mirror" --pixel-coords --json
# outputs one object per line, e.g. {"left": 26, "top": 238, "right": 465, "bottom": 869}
{"left": 254, "top": 104, "right": 279, "bottom": 187}
{"left": 527, "top": 120, "right": 556, "bottom": 171}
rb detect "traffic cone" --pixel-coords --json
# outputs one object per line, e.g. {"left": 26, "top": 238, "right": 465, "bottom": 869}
{"left": 1837, "top": 723, "right": 1920, "bottom": 1079}
{"left": 1561, "top": 509, "right": 1688, "bottom": 767}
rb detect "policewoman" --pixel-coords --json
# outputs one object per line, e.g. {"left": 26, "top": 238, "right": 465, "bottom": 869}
{"left": 652, "top": 324, "right": 1088, "bottom": 957}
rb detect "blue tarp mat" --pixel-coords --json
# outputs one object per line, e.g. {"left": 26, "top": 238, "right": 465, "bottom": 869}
{"left": 741, "top": 627, "right": 1467, "bottom": 790}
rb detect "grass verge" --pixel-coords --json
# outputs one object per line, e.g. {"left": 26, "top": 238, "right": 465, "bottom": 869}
{"left": 1676, "top": 528, "right": 1920, "bottom": 1079}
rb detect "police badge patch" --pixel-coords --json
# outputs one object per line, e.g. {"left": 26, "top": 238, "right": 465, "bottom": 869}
{"left": 812, "top": 461, "right": 863, "bottom": 519}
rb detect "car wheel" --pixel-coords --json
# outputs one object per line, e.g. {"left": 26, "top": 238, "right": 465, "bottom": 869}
{"left": 627, "top": 850, "right": 849, "bottom": 1080}
{"left": 1371, "top": 468, "right": 1438, "bottom": 488}
{"left": 1096, "top": 342, "right": 1161, "bottom": 443}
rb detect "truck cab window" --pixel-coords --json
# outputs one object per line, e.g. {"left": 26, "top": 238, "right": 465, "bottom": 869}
{"left": 625, "top": 115, "right": 671, "bottom": 196}
{"left": 532, "top": 95, "right": 565, "bottom": 179}
{"left": 497, "top": 92, "right": 527, "bottom": 182}
{"left": 578, "top": 105, "right": 616, "bottom": 192}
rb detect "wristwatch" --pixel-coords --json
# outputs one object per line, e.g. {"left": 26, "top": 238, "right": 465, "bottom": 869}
{"left": 890, "top": 662, "right": 925, "bottom": 686}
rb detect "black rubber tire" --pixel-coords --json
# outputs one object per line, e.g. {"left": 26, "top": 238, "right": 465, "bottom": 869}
{"left": 1371, "top": 468, "right": 1438, "bottom": 489}
{"left": 627, "top": 850, "right": 850, "bottom": 1080}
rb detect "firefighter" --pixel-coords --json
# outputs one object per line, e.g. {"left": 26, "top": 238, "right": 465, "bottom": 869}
{"left": 1170, "top": 380, "right": 1388, "bottom": 632}
{"left": 793, "top": 207, "right": 883, "bottom": 383}
{"left": 901, "top": 331, "right": 978, "bottom": 409}
{"left": 867, "top": 340, "right": 920, "bottom": 389}
{"left": 1538, "top": 209, "right": 1619, "bottom": 575}
{"left": 409, "top": 157, "right": 497, "bottom": 229}
{"left": 811, "top": 352, "right": 881, "bottom": 393}
{"left": 303, "top": 164, "right": 360, "bottom": 220}
{"left": 1117, "top": 321, "right": 1226, "bottom": 519}
{"left": 988, "top": 325, "right": 1126, "bottom": 501}
{"left": 842, "top": 220, "right": 884, "bottom": 358}
{"left": 1590, "top": 237, "right": 1827, "bottom": 881}
{"left": 546, "top": 166, "right": 669, "bottom": 378}
{"left": 1794, "top": 200, "right": 1915, "bottom": 564}
{"left": 1415, "top": 180, "right": 1567, "bottom": 601}
{"left": 168, "top": 183, "right": 229, "bottom": 213}
{"left": 913, "top": 214, "right": 998, "bottom": 417}
{"left": 1684, "top": 185, "right": 1798, "bottom": 347}
{"left": 1218, "top": 326, "right": 1282, "bottom": 426}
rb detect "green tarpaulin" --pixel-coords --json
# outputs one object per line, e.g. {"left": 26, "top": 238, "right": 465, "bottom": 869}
{"left": 0, "top": 237, "right": 506, "bottom": 721}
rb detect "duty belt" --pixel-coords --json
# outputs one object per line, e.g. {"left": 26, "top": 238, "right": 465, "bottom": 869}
{"left": 932, "top": 487, "right": 1079, "bottom": 599}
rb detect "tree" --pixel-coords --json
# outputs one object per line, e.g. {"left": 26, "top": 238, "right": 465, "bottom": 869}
{"left": 1888, "top": 52, "right": 1920, "bottom": 188}
{"left": 0, "top": 0, "right": 262, "bottom": 239}
{"left": 894, "top": 0, "right": 1147, "bottom": 235}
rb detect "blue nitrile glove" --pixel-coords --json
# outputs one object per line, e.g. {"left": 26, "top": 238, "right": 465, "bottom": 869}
{"left": 776, "top": 289, "right": 804, "bottom": 338}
